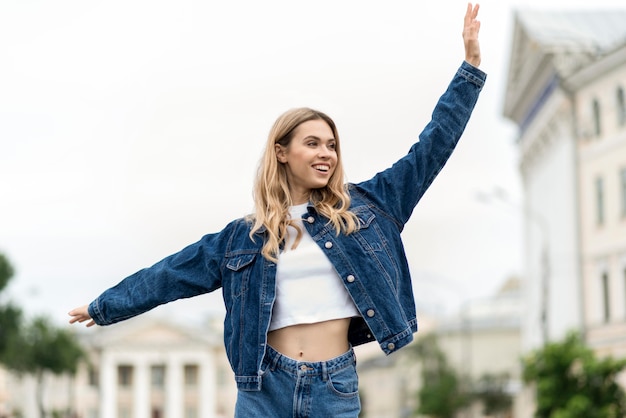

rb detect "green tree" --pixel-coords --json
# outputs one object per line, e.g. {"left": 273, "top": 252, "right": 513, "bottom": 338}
{"left": 522, "top": 331, "right": 626, "bottom": 418}
{"left": 0, "top": 253, "right": 86, "bottom": 418}
{"left": 412, "top": 334, "right": 470, "bottom": 418}
{"left": 9, "top": 316, "right": 86, "bottom": 418}
{"left": 0, "top": 252, "right": 14, "bottom": 291}
{"left": 0, "top": 253, "right": 23, "bottom": 364}
{"left": 473, "top": 372, "right": 513, "bottom": 417}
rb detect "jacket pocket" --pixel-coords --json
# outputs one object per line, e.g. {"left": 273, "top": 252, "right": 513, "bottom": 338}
{"left": 224, "top": 253, "right": 256, "bottom": 298}
{"left": 351, "top": 206, "right": 384, "bottom": 252}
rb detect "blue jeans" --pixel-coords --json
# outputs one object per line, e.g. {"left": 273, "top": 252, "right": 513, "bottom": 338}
{"left": 235, "top": 345, "right": 361, "bottom": 417}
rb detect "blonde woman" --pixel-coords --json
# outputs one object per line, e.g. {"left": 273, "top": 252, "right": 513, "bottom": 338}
{"left": 70, "top": 3, "right": 485, "bottom": 416}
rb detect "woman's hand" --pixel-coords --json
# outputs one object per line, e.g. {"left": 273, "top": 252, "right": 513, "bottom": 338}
{"left": 463, "top": 3, "right": 481, "bottom": 68}
{"left": 68, "top": 304, "right": 96, "bottom": 327}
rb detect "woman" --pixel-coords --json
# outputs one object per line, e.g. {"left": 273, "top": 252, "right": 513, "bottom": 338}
{"left": 69, "top": 3, "right": 485, "bottom": 417}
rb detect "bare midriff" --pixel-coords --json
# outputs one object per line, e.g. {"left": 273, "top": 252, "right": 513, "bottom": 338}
{"left": 267, "top": 318, "right": 352, "bottom": 362}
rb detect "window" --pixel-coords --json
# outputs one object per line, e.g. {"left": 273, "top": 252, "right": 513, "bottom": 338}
{"left": 185, "top": 406, "right": 198, "bottom": 418}
{"left": 151, "top": 408, "right": 163, "bottom": 418}
{"left": 593, "top": 98, "right": 602, "bottom": 137}
{"left": 151, "top": 365, "right": 166, "bottom": 388}
{"left": 184, "top": 364, "right": 199, "bottom": 387}
{"left": 119, "top": 408, "right": 131, "bottom": 418}
{"left": 618, "top": 86, "right": 626, "bottom": 127}
{"left": 621, "top": 168, "right": 626, "bottom": 218}
{"left": 596, "top": 176, "right": 605, "bottom": 225}
{"left": 602, "top": 272, "right": 610, "bottom": 323}
{"left": 88, "top": 366, "right": 99, "bottom": 387}
{"left": 118, "top": 365, "right": 133, "bottom": 387}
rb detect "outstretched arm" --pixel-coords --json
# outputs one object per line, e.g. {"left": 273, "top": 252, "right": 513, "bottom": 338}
{"left": 463, "top": 3, "right": 481, "bottom": 67}
{"left": 68, "top": 305, "right": 96, "bottom": 327}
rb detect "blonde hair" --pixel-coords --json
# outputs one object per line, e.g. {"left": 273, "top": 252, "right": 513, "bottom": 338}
{"left": 250, "top": 107, "right": 359, "bottom": 262}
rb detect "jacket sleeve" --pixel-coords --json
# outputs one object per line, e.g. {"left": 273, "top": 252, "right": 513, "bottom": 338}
{"left": 88, "top": 229, "right": 227, "bottom": 326}
{"left": 353, "top": 61, "right": 486, "bottom": 228}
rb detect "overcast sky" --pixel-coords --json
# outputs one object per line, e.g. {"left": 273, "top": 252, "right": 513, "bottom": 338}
{"left": 1, "top": 0, "right": 624, "bottom": 326}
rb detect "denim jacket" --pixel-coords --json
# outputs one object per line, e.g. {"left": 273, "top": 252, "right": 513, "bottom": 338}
{"left": 88, "top": 61, "right": 486, "bottom": 391}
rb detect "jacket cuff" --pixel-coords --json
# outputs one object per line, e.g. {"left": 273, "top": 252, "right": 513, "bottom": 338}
{"left": 459, "top": 60, "right": 487, "bottom": 88}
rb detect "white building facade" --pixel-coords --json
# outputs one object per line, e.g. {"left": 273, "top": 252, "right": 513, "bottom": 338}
{"left": 503, "top": 9, "right": 626, "bottom": 355}
{"left": 2, "top": 315, "right": 237, "bottom": 418}
{"left": 356, "top": 277, "right": 523, "bottom": 418}
{"left": 570, "top": 43, "right": 626, "bottom": 366}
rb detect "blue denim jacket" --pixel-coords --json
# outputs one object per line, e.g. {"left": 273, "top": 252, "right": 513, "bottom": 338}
{"left": 88, "top": 61, "right": 486, "bottom": 391}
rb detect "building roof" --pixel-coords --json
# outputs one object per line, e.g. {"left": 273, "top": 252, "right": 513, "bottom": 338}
{"left": 503, "top": 9, "right": 626, "bottom": 126}
{"left": 517, "top": 10, "right": 626, "bottom": 55}
{"left": 78, "top": 312, "right": 222, "bottom": 349}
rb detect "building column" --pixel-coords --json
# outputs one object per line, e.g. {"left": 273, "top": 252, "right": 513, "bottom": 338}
{"left": 199, "top": 352, "right": 216, "bottom": 418}
{"left": 100, "top": 352, "right": 117, "bottom": 418}
{"left": 166, "top": 355, "right": 183, "bottom": 418}
{"left": 133, "top": 359, "right": 150, "bottom": 418}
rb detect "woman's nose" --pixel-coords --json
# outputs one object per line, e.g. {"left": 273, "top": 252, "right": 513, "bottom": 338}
{"left": 318, "top": 145, "right": 332, "bottom": 158}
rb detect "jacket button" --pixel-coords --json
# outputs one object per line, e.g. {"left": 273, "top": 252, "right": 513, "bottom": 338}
{"left": 324, "top": 241, "right": 333, "bottom": 249}
{"left": 387, "top": 343, "right": 396, "bottom": 351}
{"left": 346, "top": 275, "right": 355, "bottom": 283}
{"left": 307, "top": 216, "right": 315, "bottom": 224}
{"left": 366, "top": 309, "right": 375, "bottom": 317}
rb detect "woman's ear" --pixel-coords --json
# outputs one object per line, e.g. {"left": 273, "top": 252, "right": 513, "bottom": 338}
{"left": 275, "top": 144, "right": 288, "bottom": 163}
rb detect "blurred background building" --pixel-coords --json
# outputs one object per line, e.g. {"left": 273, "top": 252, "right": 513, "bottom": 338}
{"left": 502, "top": 8, "right": 626, "bottom": 362}
{"left": 357, "top": 277, "right": 522, "bottom": 418}
{"left": 0, "top": 315, "right": 237, "bottom": 418}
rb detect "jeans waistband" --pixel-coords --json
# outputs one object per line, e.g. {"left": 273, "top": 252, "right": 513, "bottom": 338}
{"left": 264, "top": 345, "right": 356, "bottom": 381}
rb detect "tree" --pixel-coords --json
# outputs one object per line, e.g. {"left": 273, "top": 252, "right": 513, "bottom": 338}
{"left": 522, "top": 331, "right": 626, "bottom": 418}
{"left": 412, "top": 334, "right": 470, "bottom": 418}
{"left": 9, "top": 316, "right": 86, "bottom": 418}
{"left": 0, "top": 253, "right": 23, "bottom": 365}
{"left": 0, "top": 253, "right": 14, "bottom": 292}
{"left": 0, "top": 253, "right": 86, "bottom": 418}
{"left": 473, "top": 372, "right": 513, "bottom": 417}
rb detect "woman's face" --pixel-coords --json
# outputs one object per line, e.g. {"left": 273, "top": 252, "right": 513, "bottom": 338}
{"left": 275, "top": 119, "right": 338, "bottom": 204}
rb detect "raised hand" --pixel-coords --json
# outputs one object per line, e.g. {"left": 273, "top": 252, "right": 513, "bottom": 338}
{"left": 463, "top": 3, "right": 481, "bottom": 67}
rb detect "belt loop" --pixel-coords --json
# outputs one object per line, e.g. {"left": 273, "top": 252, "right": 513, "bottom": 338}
{"left": 321, "top": 361, "right": 329, "bottom": 382}
{"left": 268, "top": 346, "right": 281, "bottom": 372}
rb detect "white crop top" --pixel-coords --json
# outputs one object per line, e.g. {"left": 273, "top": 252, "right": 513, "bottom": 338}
{"left": 268, "top": 203, "right": 361, "bottom": 332}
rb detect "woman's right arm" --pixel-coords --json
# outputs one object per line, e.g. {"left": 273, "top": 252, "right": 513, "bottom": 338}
{"left": 69, "top": 230, "right": 227, "bottom": 327}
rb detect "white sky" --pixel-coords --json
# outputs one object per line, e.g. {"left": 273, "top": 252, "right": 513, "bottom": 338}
{"left": 1, "top": 0, "right": 624, "bottom": 326}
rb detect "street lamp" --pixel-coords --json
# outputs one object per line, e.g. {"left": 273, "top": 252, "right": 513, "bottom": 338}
{"left": 476, "top": 187, "right": 550, "bottom": 345}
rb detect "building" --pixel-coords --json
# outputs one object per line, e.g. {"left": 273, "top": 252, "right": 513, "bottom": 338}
{"left": 503, "top": 9, "right": 626, "bottom": 359}
{"left": 3, "top": 314, "right": 237, "bottom": 418}
{"left": 569, "top": 26, "right": 626, "bottom": 369}
{"left": 357, "top": 277, "right": 522, "bottom": 418}
{"left": 0, "top": 366, "right": 11, "bottom": 418}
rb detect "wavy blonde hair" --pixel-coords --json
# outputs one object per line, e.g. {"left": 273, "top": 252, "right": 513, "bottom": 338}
{"left": 249, "top": 107, "right": 359, "bottom": 262}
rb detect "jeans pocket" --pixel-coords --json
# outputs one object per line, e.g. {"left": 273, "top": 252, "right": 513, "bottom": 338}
{"left": 326, "top": 364, "right": 359, "bottom": 398}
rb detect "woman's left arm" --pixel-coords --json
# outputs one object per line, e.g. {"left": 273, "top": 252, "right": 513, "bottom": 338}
{"left": 352, "top": 4, "right": 486, "bottom": 227}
